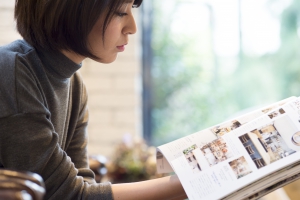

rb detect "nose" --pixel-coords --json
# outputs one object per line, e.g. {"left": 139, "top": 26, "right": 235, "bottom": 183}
{"left": 123, "top": 13, "right": 137, "bottom": 35}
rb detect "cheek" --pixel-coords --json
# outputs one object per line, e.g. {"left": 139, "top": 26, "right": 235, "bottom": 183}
{"left": 89, "top": 27, "right": 103, "bottom": 44}
{"left": 87, "top": 36, "right": 103, "bottom": 55}
{"left": 87, "top": 19, "right": 105, "bottom": 47}
{"left": 87, "top": 27, "right": 105, "bottom": 53}
{"left": 87, "top": 19, "right": 122, "bottom": 56}
{"left": 103, "top": 22, "right": 121, "bottom": 43}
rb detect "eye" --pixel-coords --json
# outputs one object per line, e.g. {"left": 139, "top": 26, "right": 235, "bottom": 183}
{"left": 116, "top": 12, "right": 128, "bottom": 17}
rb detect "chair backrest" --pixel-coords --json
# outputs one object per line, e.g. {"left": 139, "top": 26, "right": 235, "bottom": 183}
{"left": 0, "top": 169, "right": 45, "bottom": 200}
{"left": 89, "top": 155, "right": 107, "bottom": 183}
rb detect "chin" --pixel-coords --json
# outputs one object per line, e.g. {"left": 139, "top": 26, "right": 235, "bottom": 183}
{"left": 92, "top": 55, "right": 118, "bottom": 64}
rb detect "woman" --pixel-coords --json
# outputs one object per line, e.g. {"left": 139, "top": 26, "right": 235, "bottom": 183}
{"left": 0, "top": 0, "right": 187, "bottom": 199}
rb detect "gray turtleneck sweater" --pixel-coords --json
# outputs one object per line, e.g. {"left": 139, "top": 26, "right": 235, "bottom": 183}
{"left": 0, "top": 40, "right": 113, "bottom": 200}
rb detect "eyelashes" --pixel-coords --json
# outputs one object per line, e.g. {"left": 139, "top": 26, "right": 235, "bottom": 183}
{"left": 116, "top": 3, "right": 130, "bottom": 17}
{"left": 115, "top": 12, "right": 128, "bottom": 17}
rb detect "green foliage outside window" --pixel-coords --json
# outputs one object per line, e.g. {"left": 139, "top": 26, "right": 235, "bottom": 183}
{"left": 150, "top": 0, "right": 300, "bottom": 146}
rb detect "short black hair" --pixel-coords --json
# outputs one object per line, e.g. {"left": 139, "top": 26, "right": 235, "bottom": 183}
{"left": 14, "top": 0, "right": 143, "bottom": 59}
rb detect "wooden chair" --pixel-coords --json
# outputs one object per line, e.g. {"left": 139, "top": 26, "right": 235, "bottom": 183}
{"left": 0, "top": 169, "right": 45, "bottom": 200}
{"left": 89, "top": 155, "right": 107, "bottom": 183}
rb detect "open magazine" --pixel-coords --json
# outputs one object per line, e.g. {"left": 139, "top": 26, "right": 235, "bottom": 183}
{"left": 156, "top": 96, "right": 300, "bottom": 200}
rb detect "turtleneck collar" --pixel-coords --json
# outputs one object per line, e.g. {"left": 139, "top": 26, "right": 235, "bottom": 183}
{"left": 34, "top": 45, "right": 82, "bottom": 79}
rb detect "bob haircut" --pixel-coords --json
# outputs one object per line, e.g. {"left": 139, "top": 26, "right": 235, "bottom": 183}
{"left": 14, "top": 0, "right": 143, "bottom": 59}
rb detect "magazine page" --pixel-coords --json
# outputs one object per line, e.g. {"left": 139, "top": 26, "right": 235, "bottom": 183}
{"left": 222, "top": 160, "right": 300, "bottom": 199}
{"left": 156, "top": 128, "right": 217, "bottom": 173}
{"left": 156, "top": 96, "right": 296, "bottom": 174}
{"left": 244, "top": 170, "right": 300, "bottom": 199}
{"left": 170, "top": 97, "right": 300, "bottom": 200}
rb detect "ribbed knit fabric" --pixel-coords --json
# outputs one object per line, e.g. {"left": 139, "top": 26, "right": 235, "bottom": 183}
{"left": 0, "top": 40, "right": 113, "bottom": 200}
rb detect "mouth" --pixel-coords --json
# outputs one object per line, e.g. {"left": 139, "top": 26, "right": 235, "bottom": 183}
{"left": 117, "top": 44, "right": 127, "bottom": 52}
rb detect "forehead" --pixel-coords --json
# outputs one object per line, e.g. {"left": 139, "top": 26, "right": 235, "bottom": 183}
{"left": 117, "top": 0, "right": 142, "bottom": 8}
{"left": 122, "top": 0, "right": 134, "bottom": 4}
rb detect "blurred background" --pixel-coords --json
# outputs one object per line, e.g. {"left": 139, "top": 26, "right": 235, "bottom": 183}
{"left": 1, "top": 0, "right": 300, "bottom": 199}
{"left": 142, "top": 0, "right": 300, "bottom": 199}
{"left": 146, "top": 0, "right": 300, "bottom": 147}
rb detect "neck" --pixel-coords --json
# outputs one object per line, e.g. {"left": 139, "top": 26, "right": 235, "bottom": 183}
{"left": 60, "top": 49, "right": 85, "bottom": 64}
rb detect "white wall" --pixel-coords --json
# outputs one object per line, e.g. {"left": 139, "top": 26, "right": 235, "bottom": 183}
{"left": 0, "top": 0, "right": 142, "bottom": 158}
{"left": 0, "top": 1, "right": 22, "bottom": 44}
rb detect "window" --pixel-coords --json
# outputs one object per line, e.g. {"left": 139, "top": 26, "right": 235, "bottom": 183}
{"left": 141, "top": 0, "right": 300, "bottom": 146}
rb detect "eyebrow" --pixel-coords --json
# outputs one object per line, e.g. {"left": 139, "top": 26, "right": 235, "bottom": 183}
{"left": 124, "top": 0, "right": 134, "bottom": 3}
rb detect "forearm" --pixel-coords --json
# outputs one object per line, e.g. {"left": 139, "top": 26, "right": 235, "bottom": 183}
{"left": 111, "top": 175, "right": 187, "bottom": 200}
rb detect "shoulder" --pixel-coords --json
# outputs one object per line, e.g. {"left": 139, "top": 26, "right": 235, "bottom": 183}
{"left": 0, "top": 40, "right": 37, "bottom": 79}
{"left": 0, "top": 40, "right": 45, "bottom": 117}
{"left": 0, "top": 40, "right": 34, "bottom": 62}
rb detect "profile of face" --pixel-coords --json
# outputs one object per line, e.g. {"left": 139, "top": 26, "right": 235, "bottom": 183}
{"left": 87, "top": 1, "right": 137, "bottom": 64}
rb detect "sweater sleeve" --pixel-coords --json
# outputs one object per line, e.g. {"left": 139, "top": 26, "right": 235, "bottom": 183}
{"left": 0, "top": 114, "right": 113, "bottom": 200}
{"left": 65, "top": 75, "right": 97, "bottom": 184}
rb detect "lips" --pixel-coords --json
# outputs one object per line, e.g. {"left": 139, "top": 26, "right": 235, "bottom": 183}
{"left": 117, "top": 43, "right": 127, "bottom": 52}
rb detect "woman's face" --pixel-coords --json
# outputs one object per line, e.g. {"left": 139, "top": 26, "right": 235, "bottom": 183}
{"left": 87, "top": 1, "right": 137, "bottom": 63}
